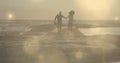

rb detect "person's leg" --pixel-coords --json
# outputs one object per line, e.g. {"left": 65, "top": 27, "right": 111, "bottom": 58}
{"left": 68, "top": 22, "right": 72, "bottom": 32}
{"left": 70, "top": 23, "right": 72, "bottom": 32}
{"left": 59, "top": 21, "right": 62, "bottom": 32}
{"left": 68, "top": 23, "right": 70, "bottom": 31}
{"left": 58, "top": 21, "right": 62, "bottom": 32}
{"left": 57, "top": 21, "right": 60, "bottom": 32}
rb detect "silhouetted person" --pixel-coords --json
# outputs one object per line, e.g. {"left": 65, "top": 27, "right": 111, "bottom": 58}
{"left": 55, "top": 11, "right": 66, "bottom": 32}
{"left": 68, "top": 10, "right": 75, "bottom": 32}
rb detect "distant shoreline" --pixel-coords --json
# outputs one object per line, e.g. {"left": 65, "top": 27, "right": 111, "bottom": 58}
{"left": 0, "top": 19, "right": 119, "bottom": 21}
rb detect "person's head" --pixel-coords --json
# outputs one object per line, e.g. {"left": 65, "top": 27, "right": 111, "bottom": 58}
{"left": 59, "top": 11, "right": 62, "bottom": 15}
{"left": 69, "top": 10, "right": 75, "bottom": 15}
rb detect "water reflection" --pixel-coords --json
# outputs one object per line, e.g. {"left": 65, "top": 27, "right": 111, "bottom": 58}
{"left": 79, "top": 27, "right": 120, "bottom": 36}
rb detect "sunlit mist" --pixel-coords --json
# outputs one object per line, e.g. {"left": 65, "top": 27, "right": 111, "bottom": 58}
{"left": 74, "top": 0, "right": 115, "bottom": 19}
{"left": 31, "top": 0, "right": 45, "bottom": 3}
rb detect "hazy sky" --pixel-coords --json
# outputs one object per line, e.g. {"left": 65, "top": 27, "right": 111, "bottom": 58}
{"left": 0, "top": 0, "right": 120, "bottom": 20}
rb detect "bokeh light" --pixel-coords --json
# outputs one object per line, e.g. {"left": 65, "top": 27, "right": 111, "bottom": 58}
{"left": 6, "top": 12, "right": 15, "bottom": 20}
{"left": 115, "top": 16, "right": 119, "bottom": 20}
{"left": 75, "top": 51, "right": 83, "bottom": 59}
{"left": 23, "top": 36, "right": 41, "bottom": 55}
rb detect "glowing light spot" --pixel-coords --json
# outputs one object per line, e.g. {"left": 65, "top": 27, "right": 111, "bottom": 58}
{"left": 115, "top": 16, "right": 119, "bottom": 20}
{"left": 75, "top": 51, "right": 83, "bottom": 59}
{"left": 52, "top": 27, "right": 58, "bottom": 32}
{"left": 39, "top": 55, "right": 44, "bottom": 59}
{"left": 6, "top": 12, "right": 15, "bottom": 20}
{"left": 23, "top": 36, "right": 41, "bottom": 55}
{"left": 8, "top": 14, "right": 13, "bottom": 19}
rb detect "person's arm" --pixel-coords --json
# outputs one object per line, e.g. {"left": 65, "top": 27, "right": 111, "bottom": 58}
{"left": 55, "top": 15, "right": 58, "bottom": 21}
{"left": 62, "top": 15, "right": 66, "bottom": 19}
{"left": 54, "top": 15, "right": 57, "bottom": 24}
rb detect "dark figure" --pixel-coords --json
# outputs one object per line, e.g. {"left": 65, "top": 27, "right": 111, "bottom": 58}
{"left": 55, "top": 11, "right": 66, "bottom": 32}
{"left": 68, "top": 10, "right": 75, "bottom": 32}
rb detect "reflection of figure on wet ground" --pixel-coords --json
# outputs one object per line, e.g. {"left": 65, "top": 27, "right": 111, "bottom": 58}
{"left": 55, "top": 11, "right": 66, "bottom": 32}
{"left": 68, "top": 10, "right": 75, "bottom": 32}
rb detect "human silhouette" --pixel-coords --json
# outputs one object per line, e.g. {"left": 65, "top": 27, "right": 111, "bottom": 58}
{"left": 68, "top": 10, "right": 75, "bottom": 32}
{"left": 55, "top": 11, "right": 66, "bottom": 32}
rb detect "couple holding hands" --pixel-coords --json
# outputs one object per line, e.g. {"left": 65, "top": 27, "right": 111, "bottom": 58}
{"left": 55, "top": 10, "right": 75, "bottom": 32}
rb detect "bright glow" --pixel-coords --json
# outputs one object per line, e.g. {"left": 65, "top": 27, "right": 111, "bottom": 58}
{"left": 74, "top": 0, "right": 115, "bottom": 19}
{"left": 8, "top": 14, "right": 13, "bottom": 19}
{"left": 115, "top": 16, "right": 119, "bottom": 20}
{"left": 79, "top": 27, "right": 120, "bottom": 36}
{"left": 6, "top": 12, "right": 15, "bottom": 20}
{"left": 23, "top": 36, "right": 40, "bottom": 55}
{"left": 75, "top": 51, "right": 83, "bottom": 59}
{"left": 52, "top": 27, "right": 58, "bottom": 33}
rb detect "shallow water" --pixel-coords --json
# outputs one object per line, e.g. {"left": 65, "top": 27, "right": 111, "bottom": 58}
{"left": 79, "top": 27, "right": 120, "bottom": 36}
{"left": 0, "top": 20, "right": 120, "bottom": 63}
